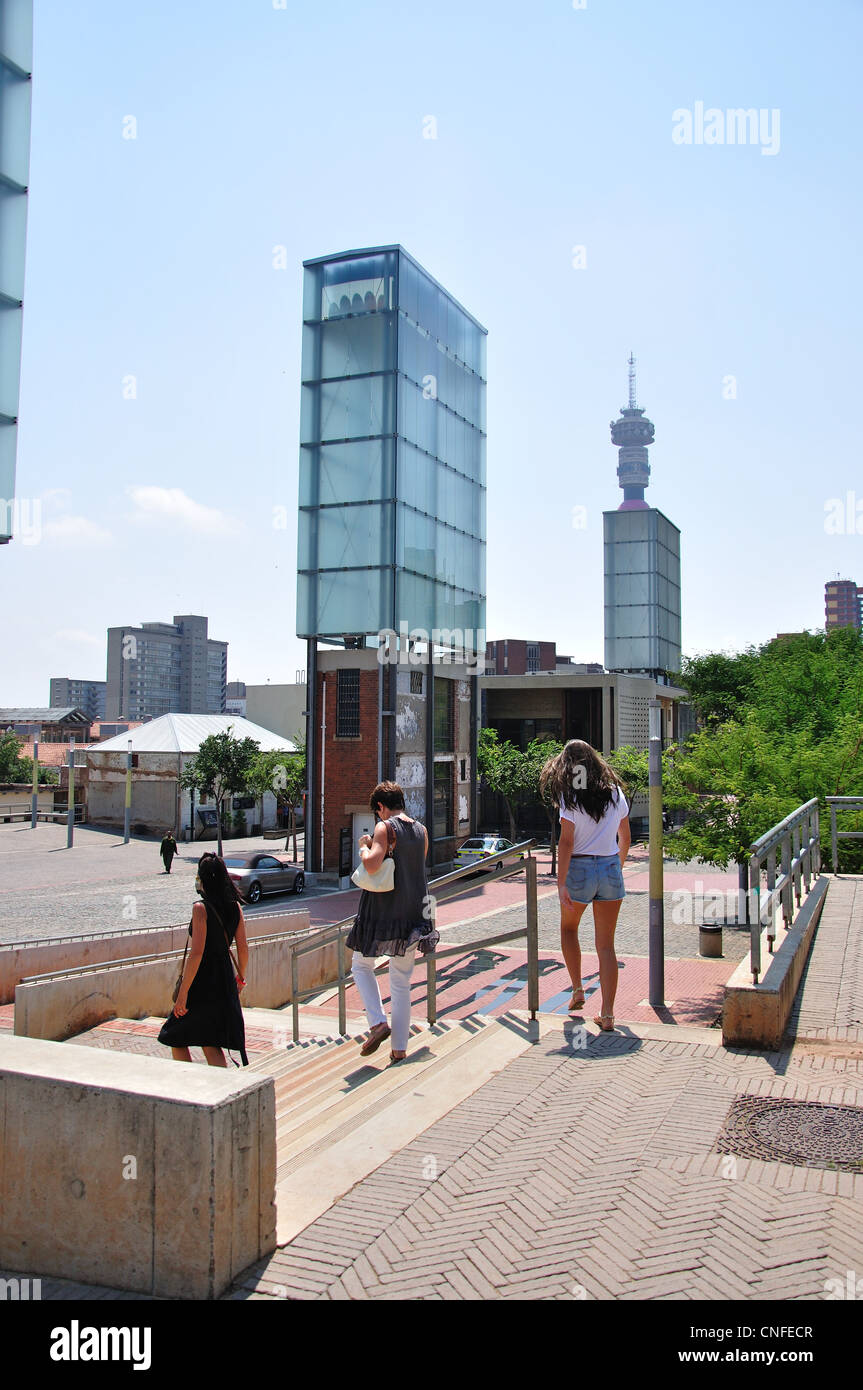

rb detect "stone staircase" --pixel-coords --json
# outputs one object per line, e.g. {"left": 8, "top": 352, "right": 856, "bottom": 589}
{"left": 246, "top": 1009, "right": 536, "bottom": 1245}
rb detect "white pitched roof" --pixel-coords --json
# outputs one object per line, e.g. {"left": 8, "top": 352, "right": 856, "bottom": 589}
{"left": 88, "top": 713, "right": 297, "bottom": 755}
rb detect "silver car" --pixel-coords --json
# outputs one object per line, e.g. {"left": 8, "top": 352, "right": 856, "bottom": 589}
{"left": 223, "top": 853, "right": 305, "bottom": 904}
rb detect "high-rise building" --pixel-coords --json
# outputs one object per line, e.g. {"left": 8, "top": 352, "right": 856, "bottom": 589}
{"left": 49, "top": 678, "right": 107, "bottom": 721}
{"left": 0, "top": 0, "right": 33, "bottom": 544}
{"left": 225, "top": 680, "right": 247, "bottom": 716}
{"left": 824, "top": 579, "right": 862, "bottom": 631}
{"left": 296, "top": 246, "right": 487, "bottom": 873}
{"left": 105, "top": 614, "right": 227, "bottom": 720}
{"left": 603, "top": 356, "right": 682, "bottom": 680}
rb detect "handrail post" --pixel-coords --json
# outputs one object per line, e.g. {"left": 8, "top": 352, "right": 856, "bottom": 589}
{"left": 291, "top": 953, "right": 299, "bottom": 1043}
{"left": 802, "top": 811, "right": 812, "bottom": 894}
{"left": 526, "top": 854, "right": 539, "bottom": 1020}
{"left": 426, "top": 894, "right": 437, "bottom": 1025}
{"left": 793, "top": 822, "right": 802, "bottom": 905}
{"left": 813, "top": 802, "right": 821, "bottom": 875}
{"left": 830, "top": 802, "right": 838, "bottom": 874}
{"left": 338, "top": 929, "right": 346, "bottom": 1037}
{"left": 766, "top": 847, "right": 777, "bottom": 954}
{"left": 781, "top": 829, "right": 792, "bottom": 929}
{"left": 749, "top": 853, "right": 761, "bottom": 984}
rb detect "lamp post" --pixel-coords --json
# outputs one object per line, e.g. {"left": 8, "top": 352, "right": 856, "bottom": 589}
{"left": 648, "top": 699, "right": 665, "bottom": 1007}
{"left": 66, "top": 737, "right": 75, "bottom": 849}
{"left": 31, "top": 736, "right": 39, "bottom": 829}
{"left": 123, "top": 739, "right": 133, "bottom": 844}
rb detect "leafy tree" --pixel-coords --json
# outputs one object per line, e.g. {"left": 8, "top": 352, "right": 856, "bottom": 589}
{"left": 674, "top": 650, "right": 758, "bottom": 727}
{"left": 477, "top": 728, "right": 532, "bottom": 842}
{"left": 523, "top": 738, "right": 563, "bottom": 871}
{"left": 0, "top": 732, "right": 59, "bottom": 785}
{"left": 180, "top": 729, "right": 261, "bottom": 858}
{"left": 248, "top": 746, "right": 306, "bottom": 860}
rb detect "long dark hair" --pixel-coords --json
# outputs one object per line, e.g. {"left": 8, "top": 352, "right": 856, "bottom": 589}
{"left": 539, "top": 739, "right": 625, "bottom": 824}
{"left": 197, "top": 853, "right": 241, "bottom": 913}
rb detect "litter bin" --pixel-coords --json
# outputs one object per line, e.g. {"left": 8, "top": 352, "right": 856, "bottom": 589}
{"left": 699, "top": 924, "right": 723, "bottom": 958}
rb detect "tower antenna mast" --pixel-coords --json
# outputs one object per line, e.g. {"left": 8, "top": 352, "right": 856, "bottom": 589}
{"left": 628, "top": 352, "right": 637, "bottom": 409}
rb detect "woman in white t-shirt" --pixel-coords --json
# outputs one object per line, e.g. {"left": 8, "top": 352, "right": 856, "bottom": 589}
{"left": 540, "top": 740, "right": 631, "bottom": 1032}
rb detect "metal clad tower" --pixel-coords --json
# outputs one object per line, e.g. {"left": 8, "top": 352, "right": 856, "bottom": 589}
{"left": 603, "top": 357, "right": 681, "bottom": 678}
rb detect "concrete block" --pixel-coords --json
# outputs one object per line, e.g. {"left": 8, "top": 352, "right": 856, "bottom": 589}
{"left": 722, "top": 876, "right": 828, "bottom": 1048}
{"left": 0, "top": 1036, "right": 276, "bottom": 1299}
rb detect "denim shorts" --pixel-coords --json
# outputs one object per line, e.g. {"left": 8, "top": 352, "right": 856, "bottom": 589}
{"left": 565, "top": 853, "right": 625, "bottom": 903}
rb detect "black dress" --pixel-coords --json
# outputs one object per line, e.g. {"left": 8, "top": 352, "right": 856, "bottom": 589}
{"left": 158, "top": 898, "right": 248, "bottom": 1065}
{"left": 345, "top": 816, "right": 439, "bottom": 958}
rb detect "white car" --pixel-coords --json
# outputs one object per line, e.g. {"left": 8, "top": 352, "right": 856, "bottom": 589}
{"left": 456, "top": 836, "right": 522, "bottom": 872}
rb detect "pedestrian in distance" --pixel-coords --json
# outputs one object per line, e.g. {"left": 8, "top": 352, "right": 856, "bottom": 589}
{"left": 160, "top": 829, "right": 178, "bottom": 874}
{"left": 540, "top": 740, "right": 631, "bottom": 1032}
{"left": 158, "top": 852, "right": 249, "bottom": 1066}
{"left": 346, "top": 781, "right": 439, "bottom": 1063}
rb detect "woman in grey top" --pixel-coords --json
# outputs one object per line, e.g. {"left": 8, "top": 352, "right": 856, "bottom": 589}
{"left": 346, "top": 780, "right": 438, "bottom": 1062}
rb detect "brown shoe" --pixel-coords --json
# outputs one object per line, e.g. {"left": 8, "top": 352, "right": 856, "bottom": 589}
{"left": 360, "top": 1022, "right": 391, "bottom": 1056}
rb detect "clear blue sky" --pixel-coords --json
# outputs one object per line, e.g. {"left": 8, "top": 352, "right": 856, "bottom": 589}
{"left": 4, "top": 0, "right": 862, "bottom": 702}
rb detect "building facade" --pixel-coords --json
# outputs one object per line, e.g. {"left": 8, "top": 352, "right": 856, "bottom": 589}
{"left": 0, "top": 0, "right": 33, "bottom": 543}
{"left": 49, "top": 678, "right": 107, "bottom": 721}
{"left": 296, "top": 247, "right": 487, "bottom": 875}
{"left": 825, "top": 579, "right": 862, "bottom": 631}
{"left": 485, "top": 640, "right": 557, "bottom": 676}
{"left": 603, "top": 357, "right": 682, "bottom": 679}
{"left": 105, "top": 614, "right": 227, "bottom": 720}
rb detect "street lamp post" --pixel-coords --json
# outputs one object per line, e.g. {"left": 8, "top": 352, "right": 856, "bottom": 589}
{"left": 31, "top": 736, "right": 39, "bottom": 829}
{"left": 648, "top": 700, "right": 665, "bottom": 1007}
{"left": 66, "top": 737, "right": 75, "bottom": 849}
{"left": 123, "top": 739, "right": 133, "bottom": 844}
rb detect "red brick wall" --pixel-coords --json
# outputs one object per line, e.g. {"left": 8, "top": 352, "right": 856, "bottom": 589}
{"left": 539, "top": 642, "right": 556, "bottom": 671}
{"left": 316, "top": 668, "right": 378, "bottom": 871}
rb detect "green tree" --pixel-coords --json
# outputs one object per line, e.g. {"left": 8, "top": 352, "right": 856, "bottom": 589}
{"left": 523, "top": 737, "right": 563, "bottom": 871}
{"left": 0, "top": 732, "right": 59, "bottom": 786}
{"left": 477, "top": 728, "right": 532, "bottom": 842}
{"left": 180, "top": 728, "right": 261, "bottom": 858}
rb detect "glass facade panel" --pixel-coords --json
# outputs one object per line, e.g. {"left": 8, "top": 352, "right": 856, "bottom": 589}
{"left": 296, "top": 246, "right": 486, "bottom": 640}
{"left": 0, "top": 0, "right": 32, "bottom": 543}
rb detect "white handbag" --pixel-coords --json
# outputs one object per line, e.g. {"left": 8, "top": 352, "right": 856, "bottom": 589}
{"left": 351, "top": 820, "right": 396, "bottom": 892}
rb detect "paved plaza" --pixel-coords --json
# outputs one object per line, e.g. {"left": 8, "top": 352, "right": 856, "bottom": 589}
{"left": 3, "top": 821, "right": 861, "bottom": 1303}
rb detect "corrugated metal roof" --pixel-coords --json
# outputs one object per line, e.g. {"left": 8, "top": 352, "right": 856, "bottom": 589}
{"left": 88, "top": 713, "right": 297, "bottom": 755}
{"left": 0, "top": 707, "right": 90, "bottom": 723}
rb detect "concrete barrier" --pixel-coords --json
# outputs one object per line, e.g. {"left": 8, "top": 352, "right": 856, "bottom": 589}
{"left": 722, "top": 875, "right": 829, "bottom": 1048}
{"left": 14, "top": 928, "right": 339, "bottom": 1041}
{"left": 0, "top": 1035, "right": 276, "bottom": 1299}
{"left": 0, "top": 909, "right": 310, "bottom": 1004}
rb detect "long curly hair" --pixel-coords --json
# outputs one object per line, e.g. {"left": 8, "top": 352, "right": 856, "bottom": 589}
{"left": 539, "top": 739, "right": 625, "bottom": 823}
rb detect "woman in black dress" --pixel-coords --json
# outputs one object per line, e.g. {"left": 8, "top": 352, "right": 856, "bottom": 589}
{"left": 346, "top": 781, "right": 439, "bottom": 1063}
{"left": 158, "top": 853, "right": 249, "bottom": 1067}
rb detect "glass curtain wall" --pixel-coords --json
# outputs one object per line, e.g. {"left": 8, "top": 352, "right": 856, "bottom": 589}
{"left": 297, "top": 246, "right": 487, "bottom": 644}
{"left": 0, "top": 0, "right": 33, "bottom": 543}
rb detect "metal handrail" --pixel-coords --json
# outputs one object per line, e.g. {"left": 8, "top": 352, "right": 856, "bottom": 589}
{"left": 747, "top": 799, "right": 820, "bottom": 984}
{"left": 289, "top": 839, "right": 539, "bottom": 1042}
{"left": 826, "top": 796, "right": 863, "bottom": 874}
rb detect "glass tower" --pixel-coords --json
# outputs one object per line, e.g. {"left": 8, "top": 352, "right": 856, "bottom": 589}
{"left": 0, "top": 0, "right": 33, "bottom": 543}
{"left": 297, "top": 246, "right": 486, "bottom": 648}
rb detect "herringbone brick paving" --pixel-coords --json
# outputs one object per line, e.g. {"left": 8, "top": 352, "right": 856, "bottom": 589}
{"left": 232, "top": 1021, "right": 863, "bottom": 1301}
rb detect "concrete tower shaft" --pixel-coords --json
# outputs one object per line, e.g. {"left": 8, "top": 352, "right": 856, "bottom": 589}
{"left": 610, "top": 354, "right": 654, "bottom": 509}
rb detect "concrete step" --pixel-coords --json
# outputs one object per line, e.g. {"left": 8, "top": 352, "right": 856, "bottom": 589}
{"left": 274, "top": 1011, "right": 535, "bottom": 1246}
{"left": 272, "top": 1022, "right": 458, "bottom": 1141}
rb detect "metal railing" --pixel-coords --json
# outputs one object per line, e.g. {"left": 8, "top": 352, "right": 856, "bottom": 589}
{"left": 826, "top": 797, "right": 863, "bottom": 874}
{"left": 747, "top": 799, "right": 820, "bottom": 984}
{"left": 0, "top": 801, "right": 86, "bottom": 823}
{"left": 289, "top": 840, "right": 538, "bottom": 1043}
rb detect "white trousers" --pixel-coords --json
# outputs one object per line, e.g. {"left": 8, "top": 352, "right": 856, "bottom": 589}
{"left": 351, "top": 947, "right": 417, "bottom": 1052}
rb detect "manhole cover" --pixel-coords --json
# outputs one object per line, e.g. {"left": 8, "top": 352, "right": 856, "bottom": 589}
{"left": 717, "top": 1095, "right": 863, "bottom": 1172}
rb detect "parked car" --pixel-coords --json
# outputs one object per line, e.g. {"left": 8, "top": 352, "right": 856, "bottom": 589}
{"left": 456, "top": 835, "right": 523, "bottom": 873}
{"left": 223, "top": 852, "right": 305, "bottom": 903}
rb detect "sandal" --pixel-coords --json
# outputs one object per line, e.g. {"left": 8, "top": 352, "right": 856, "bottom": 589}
{"left": 594, "top": 1014, "right": 615, "bottom": 1032}
{"left": 568, "top": 987, "right": 586, "bottom": 1011}
{"left": 360, "top": 1022, "right": 390, "bottom": 1056}
{"left": 389, "top": 1050, "right": 406, "bottom": 1064}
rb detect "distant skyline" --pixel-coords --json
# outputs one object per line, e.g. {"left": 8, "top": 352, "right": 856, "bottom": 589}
{"left": 2, "top": 0, "right": 862, "bottom": 703}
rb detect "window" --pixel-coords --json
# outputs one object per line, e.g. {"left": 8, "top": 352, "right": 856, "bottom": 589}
{"left": 434, "top": 762, "right": 453, "bottom": 839}
{"left": 433, "top": 680, "right": 454, "bottom": 753}
{"left": 336, "top": 669, "right": 361, "bottom": 737}
{"left": 460, "top": 758, "right": 466, "bottom": 780}
{"left": 410, "top": 671, "right": 423, "bottom": 695}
